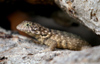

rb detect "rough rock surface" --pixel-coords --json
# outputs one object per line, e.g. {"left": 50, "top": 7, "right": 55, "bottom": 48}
{"left": 0, "top": 27, "right": 100, "bottom": 64}
{"left": 55, "top": 0, "right": 100, "bottom": 35}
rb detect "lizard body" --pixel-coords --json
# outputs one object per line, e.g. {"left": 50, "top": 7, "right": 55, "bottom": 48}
{"left": 17, "top": 21, "right": 91, "bottom": 51}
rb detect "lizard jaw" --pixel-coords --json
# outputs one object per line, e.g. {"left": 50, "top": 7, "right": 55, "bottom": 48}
{"left": 16, "top": 21, "right": 32, "bottom": 32}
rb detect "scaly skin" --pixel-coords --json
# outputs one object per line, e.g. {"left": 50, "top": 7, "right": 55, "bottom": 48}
{"left": 16, "top": 21, "right": 91, "bottom": 51}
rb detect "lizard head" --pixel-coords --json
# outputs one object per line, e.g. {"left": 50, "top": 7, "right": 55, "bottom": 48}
{"left": 16, "top": 21, "right": 51, "bottom": 37}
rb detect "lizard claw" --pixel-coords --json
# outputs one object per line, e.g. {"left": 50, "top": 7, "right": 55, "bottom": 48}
{"left": 39, "top": 48, "right": 52, "bottom": 52}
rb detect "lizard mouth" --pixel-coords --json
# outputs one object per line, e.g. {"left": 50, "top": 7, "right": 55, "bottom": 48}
{"left": 16, "top": 24, "right": 23, "bottom": 31}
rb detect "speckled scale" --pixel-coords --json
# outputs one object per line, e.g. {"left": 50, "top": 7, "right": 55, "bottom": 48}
{"left": 17, "top": 21, "right": 91, "bottom": 51}
{"left": 47, "top": 30, "right": 90, "bottom": 50}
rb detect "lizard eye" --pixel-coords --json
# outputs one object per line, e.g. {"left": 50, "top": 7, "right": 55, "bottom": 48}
{"left": 26, "top": 24, "right": 30, "bottom": 26}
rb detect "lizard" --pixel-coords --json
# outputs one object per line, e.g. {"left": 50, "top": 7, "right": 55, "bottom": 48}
{"left": 16, "top": 21, "right": 91, "bottom": 51}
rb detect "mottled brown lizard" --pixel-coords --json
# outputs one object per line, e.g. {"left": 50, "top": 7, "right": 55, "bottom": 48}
{"left": 16, "top": 21, "right": 91, "bottom": 51}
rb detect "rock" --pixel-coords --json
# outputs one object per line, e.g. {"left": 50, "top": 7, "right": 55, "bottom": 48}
{"left": 0, "top": 27, "right": 100, "bottom": 64}
{"left": 51, "top": 46, "right": 100, "bottom": 64}
{"left": 55, "top": 0, "right": 100, "bottom": 35}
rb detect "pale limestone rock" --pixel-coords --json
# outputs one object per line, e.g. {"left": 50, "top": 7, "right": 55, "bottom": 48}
{"left": 55, "top": 0, "right": 100, "bottom": 35}
{"left": 0, "top": 27, "right": 100, "bottom": 64}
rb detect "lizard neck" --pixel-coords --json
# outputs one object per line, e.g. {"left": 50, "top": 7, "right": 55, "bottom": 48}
{"left": 33, "top": 27, "right": 52, "bottom": 44}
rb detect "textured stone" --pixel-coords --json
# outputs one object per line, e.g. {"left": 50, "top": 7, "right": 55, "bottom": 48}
{"left": 55, "top": 0, "right": 100, "bottom": 35}
{"left": 0, "top": 27, "right": 100, "bottom": 64}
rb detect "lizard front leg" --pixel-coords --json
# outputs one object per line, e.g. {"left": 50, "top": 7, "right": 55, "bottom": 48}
{"left": 43, "top": 39, "right": 57, "bottom": 51}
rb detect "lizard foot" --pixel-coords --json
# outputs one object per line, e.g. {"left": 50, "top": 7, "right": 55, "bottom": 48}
{"left": 39, "top": 48, "right": 53, "bottom": 52}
